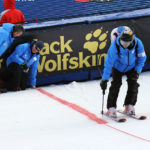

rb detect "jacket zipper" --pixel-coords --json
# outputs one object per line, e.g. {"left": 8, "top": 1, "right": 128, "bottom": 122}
{"left": 123, "top": 50, "right": 129, "bottom": 72}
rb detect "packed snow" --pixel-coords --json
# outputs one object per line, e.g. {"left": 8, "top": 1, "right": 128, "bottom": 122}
{"left": 0, "top": 71, "right": 150, "bottom": 150}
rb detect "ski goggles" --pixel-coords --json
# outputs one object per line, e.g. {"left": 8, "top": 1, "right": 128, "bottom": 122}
{"left": 120, "top": 40, "right": 132, "bottom": 48}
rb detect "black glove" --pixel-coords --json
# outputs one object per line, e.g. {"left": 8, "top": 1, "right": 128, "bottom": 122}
{"left": 100, "top": 80, "right": 108, "bottom": 93}
{"left": 130, "top": 71, "right": 140, "bottom": 80}
{"left": 21, "top": 63, "right": 29, "bottom": 73}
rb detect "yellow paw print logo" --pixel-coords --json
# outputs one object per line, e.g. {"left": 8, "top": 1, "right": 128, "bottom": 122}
{"left": 83, "top": 28, "right": 108, "bottom": 54}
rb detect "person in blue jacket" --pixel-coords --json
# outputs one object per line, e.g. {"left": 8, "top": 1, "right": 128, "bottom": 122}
{"left": 0, "top": 23, "right": 24, "bottom": 57}
{"left": 0, "top": 23, "right": 24, "bottom": 92}
{"left": 5, "top": 40, "right": 44, "bottom": 91}
{"left": 100, "top": 28, "right": 147, "bottom": 118}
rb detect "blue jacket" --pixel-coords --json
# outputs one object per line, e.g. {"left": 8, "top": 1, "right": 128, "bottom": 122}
{"left": 6, "top": 43, "right": 40, "bottom": 86}
{"left": 102, "top": 35, "right": 147, "bottom": 81}
{"left": 0, "top": 23, "right": 14, "bottom": 56}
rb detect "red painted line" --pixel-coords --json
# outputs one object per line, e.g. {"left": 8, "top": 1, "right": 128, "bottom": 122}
{"left": 36, "top": 88, "right": 150, "bottom": 143}
{"left": 36, "top": 88, "right": 107, "bottom": 124}
{"left": 105, "top": 124, "right": 150, "bottom": 143}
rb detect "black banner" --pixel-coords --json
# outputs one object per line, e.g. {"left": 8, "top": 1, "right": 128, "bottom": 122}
{"left": 26, "top": 16, "right": 150, "bottom": 79}
{"left": 27, "top": 24, "right": 110, "bottom": 77}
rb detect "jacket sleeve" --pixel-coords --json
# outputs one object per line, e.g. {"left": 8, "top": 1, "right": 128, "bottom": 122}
{"left": 29, "top": 54, "right": 40, "bottom": 86}
{"left": 26, "top": 55, "right": 38, "bottom": 67}
{"left": 8, "top": 45, "right": 26, "bottom": 65}
{"left": 0, "top": 32, "right": 9, "bottom": 56}
{"left": 102, "top": 42, "right": 118, "bottom": 81}
{"left": 20, "top": 12, "right": 25, "bottom": 23}
{"left": 134, "top": 39, "right": 147, "bottom": 73}
{"left": 0, "top": 15, "right": 7, "bottom": 26}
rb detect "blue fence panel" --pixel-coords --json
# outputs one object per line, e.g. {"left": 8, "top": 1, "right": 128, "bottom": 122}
{"left": 0, "top": 0, "right": 150, "bottom": 22}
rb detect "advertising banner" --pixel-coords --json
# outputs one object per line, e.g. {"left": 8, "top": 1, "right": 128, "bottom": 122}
{"left": 27, "top": 24, "right": 110, "bottom": 78}
{"left": 26, "top": 16, "right": 150, "bottom": 80}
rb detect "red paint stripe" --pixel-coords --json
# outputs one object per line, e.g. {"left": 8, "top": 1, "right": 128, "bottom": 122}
{"left": 36, "top": 88, "right": 150, "bottom": 143}
{"left": 36, "top": 88, "right": 107, "bottom": 124}
{"left": 105, "top": 124, "right": 150, "bottom": 143}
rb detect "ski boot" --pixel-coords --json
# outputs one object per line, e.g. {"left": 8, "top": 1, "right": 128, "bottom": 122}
{"left": 124, "top": 105, "right": 135, "bottom": 115}
{"left": 107, "top": 107, "right": 117, "bottom": 118}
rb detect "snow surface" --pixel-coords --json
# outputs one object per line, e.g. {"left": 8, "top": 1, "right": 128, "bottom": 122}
{"left": 0, "top": 71, "right": 150, "bottom": 150}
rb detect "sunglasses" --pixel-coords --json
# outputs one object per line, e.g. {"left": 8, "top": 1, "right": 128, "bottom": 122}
{"left": 35, "top": 46, "right": 41, "bottom": 52}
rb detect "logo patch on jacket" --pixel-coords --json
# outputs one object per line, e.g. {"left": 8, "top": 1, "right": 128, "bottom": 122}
{"left": 132, "top": 50, "right": 135, "bottom": 54}
{"left": 33, "top": 57, "right": 37, "bottom": 61}
{"left": 24, "top": 54, "right": 27, "bottom": 58}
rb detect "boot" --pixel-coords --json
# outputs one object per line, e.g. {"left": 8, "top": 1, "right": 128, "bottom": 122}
{"left": 124, "top": 105, "right": 135, "bottom": 115}
{"left": 107, "top": 107, "right": 117, "bottom": 118}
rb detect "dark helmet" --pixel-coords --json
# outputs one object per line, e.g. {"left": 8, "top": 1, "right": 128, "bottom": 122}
{"left": 120, "top": 29, "right": 134, "bottom": 42}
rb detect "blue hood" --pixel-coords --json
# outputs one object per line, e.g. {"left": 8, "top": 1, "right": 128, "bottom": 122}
{"left": 2, "top": 23, "right": 14, "bottom": 33}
